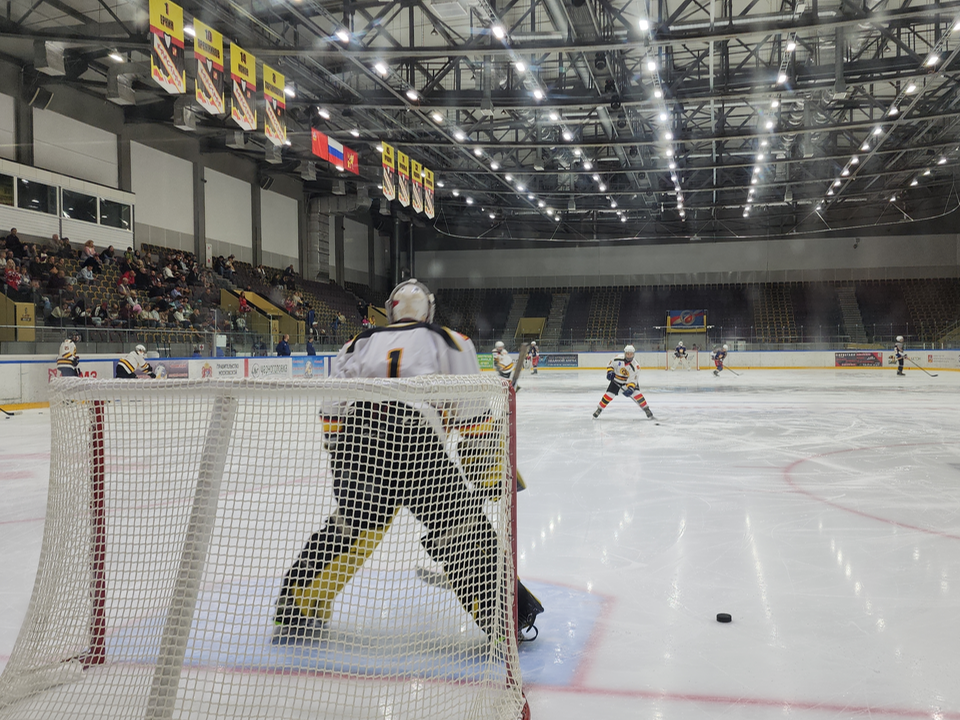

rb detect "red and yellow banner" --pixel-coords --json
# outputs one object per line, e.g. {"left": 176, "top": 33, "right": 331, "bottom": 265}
{"left": 381, "top": 143, "right": 396, "bottom": 201}
{"left": 397, "top": 150, "right": 410, "bottom": 208}
{"left": 263, "top": 63, "right": 286, "bottom": 146}
{"left": 411, "top": 159, "right": 424, "bottom": 214}
{"left": 230, "top": 43, "right": 256, "bottom": 131}
{"left": 424, "top": 167, "right": 435, "bottom": 219}
{"left": 149, "top": 0, "right": 185, "bottom": 95}
{"left": 193, "top": 21, "right": 224, "bottom": 115}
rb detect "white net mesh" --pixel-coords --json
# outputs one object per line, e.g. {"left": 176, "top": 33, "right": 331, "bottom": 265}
{"left": 0, "top": 377, "right": 523, "bottom": 720}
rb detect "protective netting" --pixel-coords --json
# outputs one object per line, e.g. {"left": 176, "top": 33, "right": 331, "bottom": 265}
{"left": 0, "top": 377, "right": 523, "bottom": 720}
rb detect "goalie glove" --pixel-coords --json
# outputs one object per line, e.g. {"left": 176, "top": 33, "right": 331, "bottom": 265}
{"left": 146, "top": 364, "right": 157, "bottom": 379}
{"left": 606, "top": 370, "right": 615, "bottom": 381}
{"left": 72, "top": 356, "right": 80, "bottom": 367}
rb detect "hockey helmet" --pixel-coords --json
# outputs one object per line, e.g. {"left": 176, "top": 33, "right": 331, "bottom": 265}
{"left": 678, "top": 341, "right": 684, "bottom": 347}
{"left": 135, "top": 344, "right": 146, "bottom": 355}
{"left": 623, "top": 344, "right": 636, "bottom": 356}
{"left": 530, "top": 340, "right": 536, "bottom": 346}
{"left": 495, "top": 341, "right": 505, "bottom": 350}
{"left": 722, "top": 344, "right": 729, "bottom": 351}
{"left": 896, "top": 335, "right": 904, "bottom": 343}
{"left": 386, "top": 278, "right": 435, "bottom": 324}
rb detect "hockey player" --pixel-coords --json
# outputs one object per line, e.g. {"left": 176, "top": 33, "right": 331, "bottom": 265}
{"left": 711, "top": 344, "right": 729, "bottom": 376}
{"left": 275, "top": 279, "right": 543, "bottom": 639}
{"left": 492, "top": 340, "right": 514, "bottom": 380}
{"left": 527, "top": 341, "right": 540, "bottom": 374}
{"left": 56, "top": 334, "right": 81, "bottom": 377}
{"left": 592, "top": 345, "right": 655, "bottom": 420}
{"left": 892, "top": 336, "right": 907, "bottom": 376}
{"left": 115, "top": 344, "right": 156, "bottom": 379}
{"left": 672, "top": 340, "right": 688, "bottom": 370}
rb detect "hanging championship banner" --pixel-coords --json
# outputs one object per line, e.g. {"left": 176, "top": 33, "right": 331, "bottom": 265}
{"left": 262, "top": 63, "right": 286, "bottom": 146}
{"left": 229, "top": 43, "right": 256, "bottom": 131}
{"left": 193, "top": 21, "right": 224, "bottom": 115}
{"left": 411, "top": 159, "right": 424, "bottom": 214}
{"left": 381, "top": 143, "right": 396, "bottom": 201}
{"left": 424, "top": 168, "right": 435, "bottom": 219}
{"left": 397, "top": 150, "right": 410, "bottom": 208}
{"left": 149, "top": 0, "right": 185, "bottom": 95}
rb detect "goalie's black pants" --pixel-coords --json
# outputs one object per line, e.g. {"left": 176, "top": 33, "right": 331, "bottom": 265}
{"left": 279, "top": 401, "right": 500, "bottom": 634}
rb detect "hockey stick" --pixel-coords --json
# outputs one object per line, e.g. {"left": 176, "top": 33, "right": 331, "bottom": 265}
{"left": 510, "top": 342, "right": 529, "bottom": 389}
{"left": 722, "top": 366, "right": 741, "bottom": 376}
{"left": 906, "top": 357, "right": 938, "bottom": 377}
{"left": 0, "top": 407, "right": 23, "bottom": 417}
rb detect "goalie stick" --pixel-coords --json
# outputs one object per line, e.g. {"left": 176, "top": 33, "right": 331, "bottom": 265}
{"left": 510, "top": 342, "right": 530, "bottom": 389}
{"left": 906, "top": 357, "right": 938, "bottom": 377}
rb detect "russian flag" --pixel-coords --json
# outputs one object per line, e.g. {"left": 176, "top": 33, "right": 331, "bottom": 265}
{"left": 328, "top": 137, "right": 344, "bottom": 164}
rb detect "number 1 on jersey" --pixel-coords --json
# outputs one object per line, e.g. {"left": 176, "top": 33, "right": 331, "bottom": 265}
{"left": 387, "top": 348, "right": 403, "bottom": 377}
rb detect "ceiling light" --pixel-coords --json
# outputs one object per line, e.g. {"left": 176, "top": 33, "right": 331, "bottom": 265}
{"left": 841, "top": 168, "right": 850, "bottom": 176}
{"left": 906, "top": 83, "right": 917, "bottom": 94}
{"left": 621, "top": 215, "right": 627, "bottom": 222}
{"left": 638, "top": 18, "right": 650, "bottom": 31}
{"left": 910, "top": 178, "right": 919, "bottom": 186}
{"left": 850, "top": 156, "right": 859, "bottom": 164}
{"left": 646, "top": 59, "right": 657, "bottom": 72}
{"left": 491, "top": 24, "right": 506, "bottom": 40}
{"left": 466, "top": 197, "right": 474, "bottom": 204}
{"left": 771, "top": 99, "right": 779, "bottom": 109}
{"left": 873, "top": 126, "right": 883, "bottom": 136}
{"left": 757, "top": 153, "right": 765, "bottom": 161}
{"left": 318, "top": 108, "right": 331, "bottom": 119}
{"left": 610, "top": 200, "right": 617, "bottom": 208}
{"left": 659, "top": 112, "right": 668, "bottom": 122}
{"left": 350, "top": 128, "right": 360, "bottom": 137}
{"left": 583, "top": 161, "right": 593, "bottom": 170}
{"left": 515, "top": 60, "right": 526, "bottom": 73}
{"left": 665, "top": 131, "right": 674, "bottom": 141}
{"left": 598, "top": 183, "right": 607, "bottom": 191}
{"left": 549, "top": 111, "right": 559, "bottom": 122}
{"left": 861, "top": 142, "right": 870, "bottom": 151}
{"left": 546, "top": 208, "right": 553, "bottom": 215}
{"left": 890, "top": 195, "right": 897, "bottom": 202}
{"left": 284, "top": 86, "right": 296, "bottom": 98}
{"left": 517, "top": 184, "right": 525, "bottom": 191}
{"left": 454, "top": 130, "right": 466, "bottom": 141}
{"left": 827, "top": 188, "right": 834, "bottom": 195}
{"left": 405, "top": 88, "right": 419, "bottom": 101}
{"left": 437, "top": 181, "right": 445, "bottom": 187}
{"left": 489, "top": 213, "right": 496, "bottom": 219}
{"left": 592, "top": 174, "right": 600, "bottom": 181}
{"left": 751, "top": 178, "right": 757, "bottom": 185}
{"left": 490, "top": 161, "right": 500, "bottom": 170}
{"left": 376, "top": 144, "right": 384, "bottom": 152}
{"left": 562, "top": 130, "right": 573, "bottom": 141}
{"left": 765, "top": 120, "right": 775, "bottom": 130}
{"left": 473, "top": 148, "right": 483, "bottom": 156}
{"left": 505, "top": 174, "right": 513, "bottom": 181}
{"left": 753, "top": 166, "right": 760, "bottom": 174}
{"left": 938, "top": 156, "right": 947, "bottom": 164}
{"left": 954, "top": 20, "right": 960, "bottom": 32}
{"left": 108, "top": 52, "right": 124, "bottom": 62}
{"left": 533, "top": 88, "right": 545, "bottom": 100}
{"left": 833, "top": 179, "right": 841, "bottom": 186}
{"left": 431, "top": 112, "right": 443, "bottom": 123}
{"left": 335, "top": 28, "right": 350, "bottom": 43}
{"left": 668, "top": 161, "right": 676, "bottom": 170}
{"left": 888, "top": 106, "right": 899, "bottom": 116}
{"left": 787, "top": 40, "right": 796, "bottom": 52}
{"left": 743, "top": 210, "right": 750, "bottom": 217}
{"left": 925, "top": 54, "right": 940, "bottom": 67}
{"left": 527, "top": 193, "right": 535, "bottom": 200}
{"left": 679, "top": 210, "right": 686, "bottom": 218}
{"left": 452, "top": 190, "right": 460, "bottom": 196}
{"left": 183, "top": 25, "right": 196, "bottom": 37}
{"left": 538, "top": 200, "right": 545, "bottom": 208}
{"left": 654, "top": 89, "right": 663, "bottom": 99}
{"left": 816, "top": 203, "right": 823, "bottom": 211}
{"left": 777, "top": 72, "right": 787, "bottom": 84}
{"left": 374, "top": 61, "right": 389, "bottom": 76}
{"left": 924, "top": 169, "right": 932, "bottom": 175}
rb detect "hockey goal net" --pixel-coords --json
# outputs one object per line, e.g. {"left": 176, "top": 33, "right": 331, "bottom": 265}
{"left": 0, "top": 377, "right": 526, "bottom": 720}
{"left": 665, "top": 347, "right": 700, "bottom": 370}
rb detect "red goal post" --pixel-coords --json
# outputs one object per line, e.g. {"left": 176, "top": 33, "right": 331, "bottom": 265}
{"left": 0, "top": 376, "right": 528, "bottom": 720}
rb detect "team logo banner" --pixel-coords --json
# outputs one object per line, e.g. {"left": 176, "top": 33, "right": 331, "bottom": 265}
{"left": 229, "top": 43, "right": 256, "bottom": 131}
{"left": 667, "top": 309, "right": 707, "bottom": 330}
{"left": 149, "top": 0, "right": 185, "bottom": 95}
{"left": 411, "top": 159, "right": 424, "bottom": 214}
{"left": 263, "top": 64, "right": 286, "bottom": 146}
{"left": 397, "top": 150, "right": 410, "bottom": 207}
{"left": 835, "top": 351, "right": 882, "bottom": 367}
{"left": 423, "top": 167, "right": 435, "bottom": 218}
{"left": 193, "top": 21, "right": 224, "bottom": 115}
{"left": 381, "top": 143, "right": 396, "bottom": 201}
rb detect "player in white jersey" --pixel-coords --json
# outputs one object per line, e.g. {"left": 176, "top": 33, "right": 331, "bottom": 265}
{"left": 592, "top": 345, "right": 656, "bottom": 420}
{"left": 671, "top": 340, "right": 689, "bottom": 370}
{"left": 115, "top": 344, "right": 156, "bottom": 379}
{"left": 276, "top": 279, "right": 543, "bottom": 640}
{"left": 56, "top": 334, "right": 81, "bottom": 377}
{"left": 891, "top": 335, "right": 907, "bottom": 376}
{"left": 492, "top": 340, "right": 514, "bottom": 379}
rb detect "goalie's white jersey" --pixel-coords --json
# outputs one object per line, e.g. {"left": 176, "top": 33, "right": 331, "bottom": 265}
{"left": 332, "top": 322, "right": 481, "bottom": 380}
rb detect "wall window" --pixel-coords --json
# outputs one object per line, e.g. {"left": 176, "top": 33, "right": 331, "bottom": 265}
{"left": 100, "top": 199, "right": 131, "bottom": 230}
{"left": 17, "top": 178, "right": 57, "bottom": 214}
{"left": 62, "top": 189, "right": 98, "bottom": 223}
{"left": 0, "top": 174, "right": 13, "bottom": 207}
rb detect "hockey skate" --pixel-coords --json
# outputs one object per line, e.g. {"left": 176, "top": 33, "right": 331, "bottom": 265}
{"left": 713, "top": 369, "right": 719, "bottom": 376}
{"left": 273, "top": 594, "right": 326, "bottom": 640}
{"left": 645, "top": 409, "right": 656, "bottom": 421}
{"left": 592, "top": 408, "right": 602, "bottom": 418}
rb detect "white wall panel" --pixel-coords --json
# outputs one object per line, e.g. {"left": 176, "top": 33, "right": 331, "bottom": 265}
{"left": 0, "top": 93, "right": 14, "bottom": 161}
{"left": 0, "top": 205, "right": 59, "bottom": 239}
{"left": 61, "top": 218, "right": 132, "bottom": 248}
{"left": 260, "top": 189, "right": 299, "bottom": 268}
{"left": 131, "top": 142, "right": 193, "bottom": 236}
{"left": 204, "top": 168, "right": 251, "bottom": 250}
{"left": 33, "top": 108, "right": 117, "bottom": 187}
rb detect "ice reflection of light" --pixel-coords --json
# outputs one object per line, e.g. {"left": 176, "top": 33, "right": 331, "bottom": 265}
{"left": 745, "top": 515, "right": 773, "bottom": 621}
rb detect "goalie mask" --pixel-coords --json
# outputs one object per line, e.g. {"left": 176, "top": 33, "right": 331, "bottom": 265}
{"left": 677, "top": 341, "right": 684, "bottom": 347}
{"left": 386, "top": 279, "right": 435, "bottom": 324}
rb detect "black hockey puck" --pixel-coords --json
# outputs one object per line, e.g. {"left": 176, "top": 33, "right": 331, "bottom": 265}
{"left": 716, "top": 613, "right": 732, "bottom": 623}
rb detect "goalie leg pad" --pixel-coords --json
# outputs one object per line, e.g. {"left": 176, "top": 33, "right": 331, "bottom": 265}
{"left": 458, "top": 434, "right": 506, "bottom": 497}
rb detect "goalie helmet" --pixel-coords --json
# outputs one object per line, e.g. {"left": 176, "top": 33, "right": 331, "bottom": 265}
{"left": 135, "top": 344, "right": 146, "bottom": 355}
{"left": 623, "top": 344, "right": 636, "bottom": 355}
{"left": 678, "top": 341, "right": 684, "bottom": 347}
{"left": 896, "top": 335, "right": 904, "bottom": 343}
{"left": 386, "top": 278, "right": 435, "bottom": 324}
{"left": 495, "top": 341, "right": 505, "bottom": 350}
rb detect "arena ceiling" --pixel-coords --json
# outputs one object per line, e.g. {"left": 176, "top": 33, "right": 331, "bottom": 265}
{"left": 3, "top": 0, "right": 960, "bottom": 243}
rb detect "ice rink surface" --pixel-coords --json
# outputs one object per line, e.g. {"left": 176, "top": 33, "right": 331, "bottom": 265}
{"left": 3, "top": 367, "right": 960, "bottom": 719}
